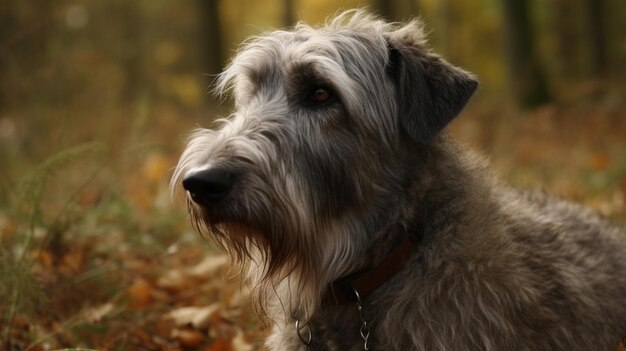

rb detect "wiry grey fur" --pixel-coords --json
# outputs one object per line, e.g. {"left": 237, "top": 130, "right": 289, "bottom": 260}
{"left": 172, "top": 10, "right": 626, "bottom": 350}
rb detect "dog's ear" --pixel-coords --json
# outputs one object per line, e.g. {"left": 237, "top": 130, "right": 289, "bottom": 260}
{"left": 385, "top": 23, "right": 478, "bottom": 144}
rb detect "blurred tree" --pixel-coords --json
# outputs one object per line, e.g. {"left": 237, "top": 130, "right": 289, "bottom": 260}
{"left": 284, "top": 0, "right": 295, "bottom": 27}
{"left": 0, "top": 2, "right": 54, "bottom": 111}
{"left": 120, "top": 1, "right": 143, "bottom": 103}
{"left": 553, "top": 0, "right": 580, "bottom": 81}
{"left": 371, "top": 0, "right": 419, "bottom": 22}
{"left": 440, "top": 0, "right": 461, "bottom": 63}
{"left": 198, "top": 0, "right": 223, "bottom": 76}
{"left": 583, "top": 0, "right": 607, "bottom": 78}
{"left": 28, "top": 1, "right": 53, "bottom": 68}
{"left": 0, "top": 2, "right": 14, "bottom": 113}
{"left": 501, "top": 0, "right": 550, "bottom": 108}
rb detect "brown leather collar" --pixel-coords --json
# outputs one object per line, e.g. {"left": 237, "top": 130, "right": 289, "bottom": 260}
{"left": 323, "top": 225, "right": 415, "bottom": 305}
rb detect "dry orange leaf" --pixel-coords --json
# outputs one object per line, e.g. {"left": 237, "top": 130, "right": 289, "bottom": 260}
{"left": 172, "top": 328, "right": 206, "bottom": 348}
{"left": 78, "top": 186, "right": 104, "bottom": 207}
{"left": 38, "top": 250, "right": 54, "bottom": 267}
{"left": 590, "top": 152, "right": 611, "bottom": 170}
{"left": 207, "top": 338, "right": 233, "bottom": 351}
{"left": 0, "top": 214, "right": 16, "bottom": 239}
{"left": 127, "top": 278, "right": 153, "bottom": 309}
{"left": 143, "top": 153, "right": 171, "bottom": 184}
{"left": 616, "top": 341, "right": 626, "bottom": 351}
{"left": 61, "top": 248, "right": 85, "bottom": 272}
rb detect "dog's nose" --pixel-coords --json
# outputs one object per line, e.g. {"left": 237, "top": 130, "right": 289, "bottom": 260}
{"left": 182, "top": 168, "right": 234, "bottom": 205}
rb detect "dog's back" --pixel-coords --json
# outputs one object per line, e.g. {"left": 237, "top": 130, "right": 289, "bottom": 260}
{"left": 372, "top": 141, "right": 626, "bottom": 350}
{"left": 503, "top": 188, "right": 626, "bottom": 348}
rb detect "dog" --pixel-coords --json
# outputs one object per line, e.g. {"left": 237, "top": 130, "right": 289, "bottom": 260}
{"left": 172, "top": 10, "right": 626, "bottom": 350}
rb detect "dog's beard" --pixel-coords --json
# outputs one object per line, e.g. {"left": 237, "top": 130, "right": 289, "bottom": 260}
{"left": 186, "top": 195, "right": 322, "bottom": 323}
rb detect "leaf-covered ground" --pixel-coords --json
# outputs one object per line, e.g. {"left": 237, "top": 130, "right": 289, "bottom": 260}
{"left": 1, "top": 89, "right": 625, "bottom": 350}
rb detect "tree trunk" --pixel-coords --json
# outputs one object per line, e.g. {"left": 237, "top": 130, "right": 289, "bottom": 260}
{"left": 372, "top": 0, "right": 419, "bottom": 22}
{"left": 501, "top": 0, "right": 550, "bottom": 108}
{"left": 284, "top": 0, "right": 295, "bottom": 27}
{"left": 121, "top": 1, "right": 142, "bottom": 103}
{"left": 372, "top": 0, "right": 393, "bottom": 20}
{"left": 583, "top": 0, "right": 607, "bottom": 78}
{"left": 199, "top": 0, "right": 223, "bottom": 76}
{"left": 554, "top": 0, "right": 579, "bottom": 81}
{"left": 440, "top": 0, "right": 462, "bottom": 63}
{"left": 0, "top": 1, "right": 15, "bottom": 113}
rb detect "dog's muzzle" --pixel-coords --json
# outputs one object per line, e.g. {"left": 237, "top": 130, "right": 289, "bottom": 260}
{"left": 183, "top": 168, "right": 235, "bottom": 206}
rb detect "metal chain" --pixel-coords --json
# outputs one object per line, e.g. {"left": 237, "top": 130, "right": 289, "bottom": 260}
{"left": 353, "top": 289, "right": 370, "bottom": 350}
{"left": 295, "top": 319, "right": 312, "bottom": 349}
{"left": 295, "top": 289, "right": 371, "bottom": 350}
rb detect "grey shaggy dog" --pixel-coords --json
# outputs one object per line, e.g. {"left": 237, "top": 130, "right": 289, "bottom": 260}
{"left": 172, "top": 10, "right": 626, "bottom": 351}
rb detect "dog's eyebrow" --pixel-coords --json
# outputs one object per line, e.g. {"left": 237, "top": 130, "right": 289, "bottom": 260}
{"left": 221, "top": 58, "right": 283, "bottom": 102}
{"left": 285, "top": 59, "right": 356, "bottom": 103}
{"left": 286, "top": 61, "right": 328, "bottom": 84}
{"left": 245, "top": 61, "right": 280, "bottom": 87}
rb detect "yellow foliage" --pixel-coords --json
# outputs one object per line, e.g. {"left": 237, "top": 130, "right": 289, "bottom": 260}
{"left": 297, "top": 0, "right": 365, "bottom": 23}
{"left": 158, "top": 74, "right": 203, "bottom": 107}
{"left": 154, "top": 41, "right": 183, "bottom": 67}
{"left": 142, "top": 153, "right": 171, "bottom": 184}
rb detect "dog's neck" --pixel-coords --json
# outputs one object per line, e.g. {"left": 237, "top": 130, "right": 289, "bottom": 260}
{"left": 268, "top": 137, "right": 493, "bottom": 325}
{"left": 326, "top": 138, "right": 489, "bottom": 288}
{"left": 322, "top": 224, "right": 415, "bottom": 305}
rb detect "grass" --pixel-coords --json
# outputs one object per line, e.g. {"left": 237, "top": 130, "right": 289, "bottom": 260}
{"left": 0, "top": 102, "right": 219, "bottom": 350}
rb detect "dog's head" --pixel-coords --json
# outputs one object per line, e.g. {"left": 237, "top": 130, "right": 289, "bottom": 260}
{"left": 172, "top": 9, "right": 477, "bottom": 316}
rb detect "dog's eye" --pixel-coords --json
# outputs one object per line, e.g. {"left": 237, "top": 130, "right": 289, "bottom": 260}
{"left": 311, "top": 88, "right": 332, "bottom": 104}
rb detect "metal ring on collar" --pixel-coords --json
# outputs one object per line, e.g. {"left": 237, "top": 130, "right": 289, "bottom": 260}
{"left": 295, "top": 319, "right": 312, "bottom": 345}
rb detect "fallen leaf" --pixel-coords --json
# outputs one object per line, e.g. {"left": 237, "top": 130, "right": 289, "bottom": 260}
{"left": 207, "top": 338, "right": 233, "bottom": 351}
{"left": 158, "top": 254, "right": 228, "bottom": 291}
{"left": 166, "top": 304, "right": 221, "bottom": 329}
{"left": 172, "top": 328, "right": 205, "bottom": 349}
{"left": 231, "top": 329, "right": 253, "bottom": 351}
{"left": 0, "top": 214, "right": 16, "bottom": 240}
{"left": 188, "top": 255, "right": 228, "bottom": 278}
{"left": 38, "top": 250, "right": 54, "bottom": 267}
{"left": 84, "top": 302, "right": 115, "bottom": 323}
{"left": 590, "top": 152, "right": 611, "bottom": 170}
{"left": 127, "top": 278, "right": 153, "bottom": 309}
{"left": 157, "top": 269, "right": 189, "bottom": 290}
{"left": 61, "top": 248, "right": 85, "bottom": 272}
